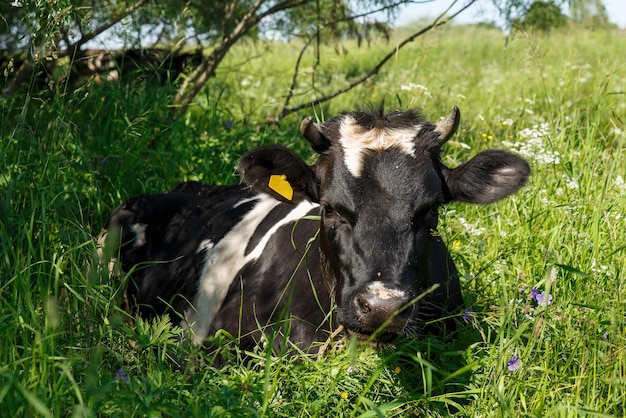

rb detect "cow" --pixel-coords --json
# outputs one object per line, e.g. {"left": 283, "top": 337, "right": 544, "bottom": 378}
{"left": 100, "top": 106, "right": 530, "bottom": 357}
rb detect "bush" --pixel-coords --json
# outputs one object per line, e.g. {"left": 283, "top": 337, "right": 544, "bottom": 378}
{"left": 519, "top": 1, "right": 567, "bottom": 32}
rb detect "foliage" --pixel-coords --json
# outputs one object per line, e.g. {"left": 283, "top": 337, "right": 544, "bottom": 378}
{"left": 518, "top": 1, "right": 567, "bottom": 32}
{"left": 1, "top": 23, "right": 626, "bottom": 416}
{"left": 569, "top": 0, "right": 612, "bottom": 29}
{"left": 490, "top": 0, "right": 565, "bottom": 29}
{"left": 0, "top": 0, "right": 409, "bottom": 117}
{"left": 490, "top": 0, "right": 614, "bottom": 31}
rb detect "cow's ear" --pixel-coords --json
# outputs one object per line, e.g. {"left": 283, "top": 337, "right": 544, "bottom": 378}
{"left": 237, "top": 145, "right": 320, "bottom": 203}
{"left": 443, "top": 150, "right": 530, "bottom": 204}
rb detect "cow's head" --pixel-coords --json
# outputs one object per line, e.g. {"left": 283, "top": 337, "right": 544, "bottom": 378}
{"left": 237, "top": 107, "right": 530, "bottom": 340}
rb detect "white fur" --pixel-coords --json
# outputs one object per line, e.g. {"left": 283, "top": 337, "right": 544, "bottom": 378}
{"left": 338, "top": 115, "right": 421, "bottom": 177}
{"left": 186, "top": 195, "right": 319, "bottom": 344}
{"left": 232, "top": 196, "right": 259, "bottom": 209}
{"left": 366, "top": 281, "right": 406, "bottom": 300}
{"left": 129, "top": 223, "right": 147, "bottom": 248}
{"left": 196, "top": 239, "right": 214, "bottom": 254}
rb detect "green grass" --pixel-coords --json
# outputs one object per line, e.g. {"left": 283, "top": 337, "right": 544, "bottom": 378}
{"left": 1, "top": 24, "right": 625, "bottom": 416}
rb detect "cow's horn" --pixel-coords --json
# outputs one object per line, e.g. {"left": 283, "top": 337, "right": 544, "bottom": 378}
{"left": 300, "top": 116, "right": 330, "bottom": 153}
{"left": 434, "top": 106, "right": 460, "bottom": 144}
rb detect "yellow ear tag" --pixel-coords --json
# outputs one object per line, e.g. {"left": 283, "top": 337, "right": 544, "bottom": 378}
{"left": 269, "top": 174, "right": 294, "bottom": 201}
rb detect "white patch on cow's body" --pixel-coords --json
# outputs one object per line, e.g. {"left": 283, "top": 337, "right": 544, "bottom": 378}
{"left": 129, "top": 223, "right": 147, "bottom": 247}
{"left": 366, "top": 281, "right": 406, "bottom": 300}
{"left": 186, "top": 195, "right": 319, "bottom": 344}
{"left": 233, "top": 196, "right": 259, "bottom": 209}
{"left": 339, "top": 115, "right": 422, "bottom": 177}
{"left": 196, "top": 239, "right": 215, "bottom": 254}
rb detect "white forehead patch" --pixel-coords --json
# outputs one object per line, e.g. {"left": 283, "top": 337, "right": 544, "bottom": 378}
{"left": 339, "top": 115, "right": 422, "bottom": 177}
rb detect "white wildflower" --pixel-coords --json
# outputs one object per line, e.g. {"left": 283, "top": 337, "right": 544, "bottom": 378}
{"left": 458, "top": 217, "right": 486, "bottom": 236}
{"left": 615, "top": 175, "right": 626, "bottom": 192}
{"left": 564, "top": 176, "right": 579, "bottom": 190}
{"left": 590, "top": 258, "right": 609, "bottom": 275}
{"left": 454, "top": 141, "right": 471, "bottom": 149}
{"left": 400, "top": 83, "right": 432, "bottom": 98}
{"left": 505, "top": 123, "right": 560, "bottom": 164}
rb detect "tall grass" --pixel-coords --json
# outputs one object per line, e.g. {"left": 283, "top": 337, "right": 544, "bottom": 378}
{"left": 1, "top": 24, "right": 625, "bottom": 416}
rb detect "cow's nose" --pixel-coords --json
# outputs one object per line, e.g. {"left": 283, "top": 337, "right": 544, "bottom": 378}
{"left": 354, "top": 289, "right": 412, "bottom": 333}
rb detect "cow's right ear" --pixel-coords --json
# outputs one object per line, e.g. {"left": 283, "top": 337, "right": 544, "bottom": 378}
{"left": 237, "top": 145, "right": 320, "bottom": 204}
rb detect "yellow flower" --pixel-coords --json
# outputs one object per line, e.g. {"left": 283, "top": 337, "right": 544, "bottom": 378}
{"left": 340, "top": 391, "right": 349, "bottom": 399}
{"left": 481, "top": 133, "right": 487, "bottom": 138}
{"left": 394, "top": 366, "right": 401, "bottom": 374}
{"left": 487, "top": 134, "right": 493, "bottom": 140}
{"left": 452, "top": 240, "right": 461, "bottom": 250}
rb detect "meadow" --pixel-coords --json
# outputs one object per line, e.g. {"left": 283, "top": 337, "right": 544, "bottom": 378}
{"left": 1, "top": 23, "right": 625, "bottom": 416}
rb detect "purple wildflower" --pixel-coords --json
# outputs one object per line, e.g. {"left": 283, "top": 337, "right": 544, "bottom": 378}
{"left": 462, "top": 308, "right": 475, "bottom": 322}
{"left": 225, "top": 119, "right": 233, "bottom": 129}
{"left": 601, "top": 332, "right": 609, "bottom": 342}
{"left": 530, "top": 287, "right": 540, "bottom": 301}
{"left": 535, "top": 291, "right": 553, "bottom": 306}
{"left": 115, "top": 369, "right": 129, "bottom": 383}
{"left": 507, "top": 355, "right": 521, "bottom": 372}
{"left": 98, "top": 155, "right": 107, "bottom": 166}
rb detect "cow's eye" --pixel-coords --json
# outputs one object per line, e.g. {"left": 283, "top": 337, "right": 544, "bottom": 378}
{"left": 322, "top": 203, "right": 354, "bottom": 225}
{"left": 323, "top": 204, "right": 334, "bottom": 216}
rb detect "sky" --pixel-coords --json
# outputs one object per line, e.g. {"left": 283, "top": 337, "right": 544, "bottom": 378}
{"left": 395, "top": 0, "right": 626, "bottom": 29}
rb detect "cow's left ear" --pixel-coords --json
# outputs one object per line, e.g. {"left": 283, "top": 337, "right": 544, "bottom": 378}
{"left": 237, "top": 145, "right": 320, "bottom": 203}
{"left": 443, "top": 150, "right": 530, "bottom": 204}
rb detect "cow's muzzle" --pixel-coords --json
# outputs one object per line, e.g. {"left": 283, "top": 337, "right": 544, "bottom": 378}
{"left": 352, "top": 286, "right": 413, "bottom": 337}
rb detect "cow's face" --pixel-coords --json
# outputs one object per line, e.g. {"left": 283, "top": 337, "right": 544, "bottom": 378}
{"left": 238, "top": 107, "right": 530, "bottom": 339}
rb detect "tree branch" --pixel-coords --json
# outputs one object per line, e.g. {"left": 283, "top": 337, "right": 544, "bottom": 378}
{"left": 321, "top": 0, "right": 430, "bottom": 27}
{"left": 172, "top": 0, "right": 308, "bottom": 116}
{"left": 282, "top": 0, "right": 425, "bottom": 113}
{"left": 279, "top": 0, "right": 477, "bottom": 118}
{"left": 282, "top": 35, "right": 316, "bottom": 114}
{"left": 63, "top": 0, "right": 149, "bottom": 56}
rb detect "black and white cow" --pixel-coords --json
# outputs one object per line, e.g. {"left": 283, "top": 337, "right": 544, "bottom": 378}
{"left": 101, "top": 107, "right": 530, "bottom": 355}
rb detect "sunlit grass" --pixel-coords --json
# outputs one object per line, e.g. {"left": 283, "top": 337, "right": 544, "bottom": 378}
{"left": 1, "top": 23, "right": 625, "bottom": 416}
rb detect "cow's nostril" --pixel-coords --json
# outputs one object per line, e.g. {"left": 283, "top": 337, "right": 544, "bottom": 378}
{"left": 353, "top": 289, "right": 411, "bottom": 333}
{"left": 357, "top": 295, "right": 371, "bottom": 314}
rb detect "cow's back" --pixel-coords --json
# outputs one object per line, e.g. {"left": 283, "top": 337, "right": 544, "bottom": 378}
{"left": 104, "top": 181, "right": 333, "bottom": 352}
{"left": 104, "top": 182, "right": 257, "bottom": 319}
